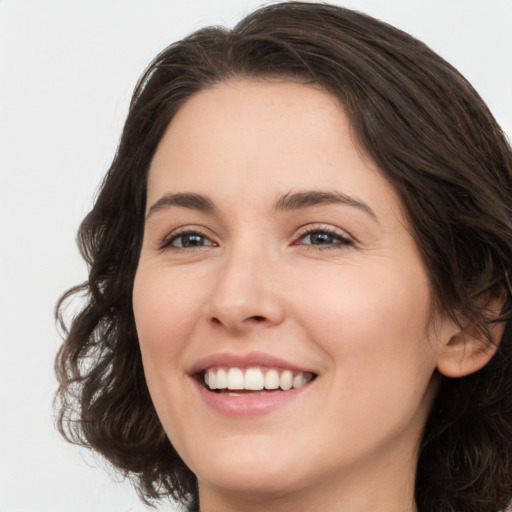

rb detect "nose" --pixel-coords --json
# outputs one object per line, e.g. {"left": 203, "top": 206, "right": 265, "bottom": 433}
{"left": 206, "top": 243, "right": 285, "bottom": 333}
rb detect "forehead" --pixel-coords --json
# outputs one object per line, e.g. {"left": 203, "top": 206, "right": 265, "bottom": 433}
{"left": 147, "top": 79, "right": 403, "bottom": 222}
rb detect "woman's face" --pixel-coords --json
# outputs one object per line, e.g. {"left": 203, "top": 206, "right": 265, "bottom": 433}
{"left": 133, "top": 80, "right": 455, "bottom": 506}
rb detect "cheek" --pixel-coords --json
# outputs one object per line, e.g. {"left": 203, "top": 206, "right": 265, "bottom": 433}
{"left": 299, "top": 259, "right": 437, "bottom": 381}
{"left": 298, "top": 263, "right": 439, "bottom": 449}
{"left": 132, "top": 266, "right": 208, "bottom": 428}
{"left": 132, "top": 267, "right": 205, "bottom": 434}
{"left": 133, "top": 267, "right": 203, "bottom": 359}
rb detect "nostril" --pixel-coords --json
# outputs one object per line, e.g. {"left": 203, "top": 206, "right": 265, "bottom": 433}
{"left": 208, "top": 309, "right": 276, "bottom": 330}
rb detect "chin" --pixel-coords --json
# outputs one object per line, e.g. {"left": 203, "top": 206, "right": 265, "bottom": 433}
{"left": 185, "top": 440, "right": 313, "bottom": 496}
{"left": 197, "top": 462, "right": 308, "bottom": 498}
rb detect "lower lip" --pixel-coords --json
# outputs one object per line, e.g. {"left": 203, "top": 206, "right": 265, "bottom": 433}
{"left": 192, "top": 379, "right": 311, "bottom": 417}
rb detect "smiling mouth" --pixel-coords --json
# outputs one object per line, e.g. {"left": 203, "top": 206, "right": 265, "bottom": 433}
{"left": 199, "top": 366, "right": 317, "bottom": 394}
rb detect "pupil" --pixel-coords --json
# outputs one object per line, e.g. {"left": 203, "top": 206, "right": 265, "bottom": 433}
{"left": 313, "top": 232, "right": 332, "bottom": 244}
{"left": 183, "top": 234, "right": 203, "bottom": 247}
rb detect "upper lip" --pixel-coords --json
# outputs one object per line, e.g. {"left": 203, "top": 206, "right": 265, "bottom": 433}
{"left": 188, "top": 351, "right": 316, "bottom": 375}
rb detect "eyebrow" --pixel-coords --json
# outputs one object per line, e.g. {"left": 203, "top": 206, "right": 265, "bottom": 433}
{"left": 146, "top": 189, "right": 377, "bottom": 221}
{"left": 147, "top": 193, "right": 216, "bottom": 219}
{"left": 274, "top": 190, "right": 377, "bottom": 220}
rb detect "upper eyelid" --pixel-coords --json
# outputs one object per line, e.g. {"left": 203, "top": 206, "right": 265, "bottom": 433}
{"left": 295, "top": 223, "right": 353, "bottom": 240}
{"left": 158, "top": 226, "right": 217, "bottom": 249}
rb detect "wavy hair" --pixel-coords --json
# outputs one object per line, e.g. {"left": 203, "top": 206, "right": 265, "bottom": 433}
{"left": 55, "top": 2, "right": 512, "bottom": 511}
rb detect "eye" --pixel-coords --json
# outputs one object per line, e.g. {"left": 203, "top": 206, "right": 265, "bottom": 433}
{"left": 295, "top": 226, "right": 353, "bottom": 249}
{"left": 160, "top": 230, "right": 216, "bottom": 250}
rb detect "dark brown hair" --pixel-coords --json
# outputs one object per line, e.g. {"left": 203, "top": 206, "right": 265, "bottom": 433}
{"left": 55, "top": 2, "right": 512, "bottom": 511}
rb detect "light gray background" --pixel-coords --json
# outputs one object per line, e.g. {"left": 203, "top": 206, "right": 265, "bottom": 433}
{"left": 1, "top": 1, "right": 511, "bottom": 511}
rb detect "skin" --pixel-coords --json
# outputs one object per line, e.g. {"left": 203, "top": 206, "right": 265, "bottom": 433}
{"left": 132, "top": 80, "right": 465, "bottom": 512}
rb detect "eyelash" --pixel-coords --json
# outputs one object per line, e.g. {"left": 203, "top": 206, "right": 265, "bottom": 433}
{"left": 159, "top": 228, "right": 215, "bottom": 250}
{"left": 294, "top": 225, "right": 354, "bottom": 251}
{"left": 158, "top": 225, "right": 354, "bottom": 252}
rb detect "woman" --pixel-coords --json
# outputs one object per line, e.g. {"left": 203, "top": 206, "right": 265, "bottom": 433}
{"left": 55, "top": 2, "right": 512, "bottom": 511}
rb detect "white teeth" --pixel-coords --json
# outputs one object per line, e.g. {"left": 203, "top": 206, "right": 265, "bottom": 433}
{"left": 244, "top": 368, "right": 264, "bottom": 390}
{"left": 227, "top": 368, "right": 244, "bottom": 390}
{"left": 264, "top": 369, "right": 280, "bottom": 389}
{"left": 203, "top": 367, "right": 313, "bottom": 392}
{"left": 280, "top": 370, "right": 293, "bottom": 391}
{"left": 216, "top": 368, "right": 227, "bottom": 389}
{"left": 293, "top": 373, "right": 307, "bottom": 389}
{"left": 208, "top": 370, "right": 217, "bottom": 389}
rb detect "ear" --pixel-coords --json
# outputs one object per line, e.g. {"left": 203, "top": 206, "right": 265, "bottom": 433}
{"left": 436, "top": 308, "right": 505, "bottom": 378}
